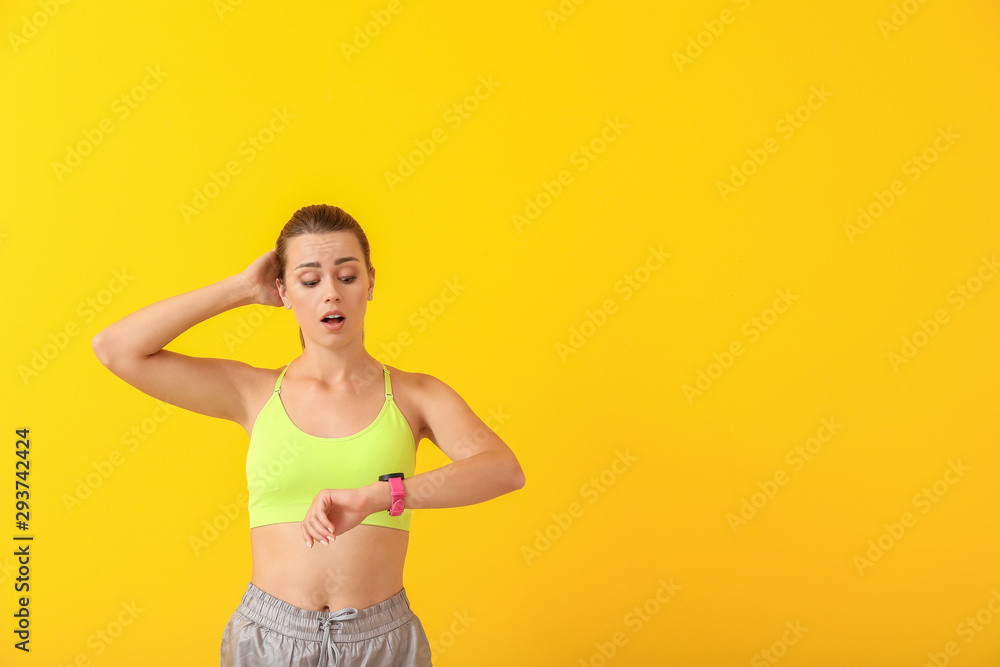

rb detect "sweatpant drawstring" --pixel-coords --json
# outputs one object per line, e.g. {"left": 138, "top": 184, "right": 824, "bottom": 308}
{"left": 318, "top": 607, "right": 359, "bottom": 667}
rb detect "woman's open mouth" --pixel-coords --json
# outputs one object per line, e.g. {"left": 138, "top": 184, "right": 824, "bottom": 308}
{"left": 321, "top": 314, "right": 345, "bottom": 330}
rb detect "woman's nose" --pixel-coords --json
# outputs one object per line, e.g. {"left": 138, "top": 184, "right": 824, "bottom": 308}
{"left": 324, "top": 280, "right": 340, "bottom": 301}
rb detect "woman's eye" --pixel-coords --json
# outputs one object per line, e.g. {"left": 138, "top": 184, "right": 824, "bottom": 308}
{"left": 341, "top": 276, "right": 356, "bottom": 283}
{"left": 301, "top": 281, "right": 318, "bottom": 287}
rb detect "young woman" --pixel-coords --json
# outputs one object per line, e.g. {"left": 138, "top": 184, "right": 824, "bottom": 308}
{"left": 92, "top": 204, "right": 526, "bottom": 666}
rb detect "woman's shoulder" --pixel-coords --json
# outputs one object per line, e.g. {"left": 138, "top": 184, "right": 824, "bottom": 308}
{"left": 383, "top": 364, "right": 471, "bottom": 413}
{"left": 383, "top": 363, "right": 456, "bottom": 400}
{"left": 383, "top": 363, "right": 443, "bottom": 394}
{"left": 237, "top": 362, "right": 294, "bottom": 431}
{"left": 383, "top": 365, "right": 502, "bottom": 455}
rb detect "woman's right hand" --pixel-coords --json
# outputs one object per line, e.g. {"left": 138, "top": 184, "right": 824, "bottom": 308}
{"left": 240, "top": 250, "right": 284, "bottom": 308}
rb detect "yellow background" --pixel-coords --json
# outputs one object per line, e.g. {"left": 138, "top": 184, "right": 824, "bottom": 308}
{"left": 2, "top": 0, "right": 1000, "bottom": 665}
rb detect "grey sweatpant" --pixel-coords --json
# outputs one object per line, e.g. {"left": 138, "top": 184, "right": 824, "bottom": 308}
{"left": 220, "top": 582, "right": 433, "bottom": 666}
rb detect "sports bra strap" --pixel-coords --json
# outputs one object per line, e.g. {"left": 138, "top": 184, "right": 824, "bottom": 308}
{"left": 382, "top": 363, "right": 392, "bottom": 398}
{"left": 274, "top": 362, "right": 392, "bottom": 397}
{"left": 273, "top": 364, "right": 290, "bottom": 394}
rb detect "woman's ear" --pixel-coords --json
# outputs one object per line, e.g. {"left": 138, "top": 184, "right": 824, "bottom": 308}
{"left": 276, "top": 277, "right": 289, "bottom": 307}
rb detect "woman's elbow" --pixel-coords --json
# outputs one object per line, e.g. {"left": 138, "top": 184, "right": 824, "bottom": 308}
{"left": 91, "top": 329, "right": 130, "bottom": 371}
{"left": 508, "top": 459, "right": 526, "bottom": 491}
{"left": 91, "top": 330, "right": 112, "bottom": 368}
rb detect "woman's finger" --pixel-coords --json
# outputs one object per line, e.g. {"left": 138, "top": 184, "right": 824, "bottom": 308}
{"left": 309, "top": 513, "right": 333, "bottom": 545}
{"left": 303, "top": 502, "right": 326, "bottom": 544}
{"left": 316, "top": 492, "right": 337, "bottom": 538}
{"left": 301, "top": 521, "right": 313, "bottom": 548}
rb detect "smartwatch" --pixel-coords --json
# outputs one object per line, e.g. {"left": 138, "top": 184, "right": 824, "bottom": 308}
{"left": 378, "top": 473, "right": 405, "bottom": 516}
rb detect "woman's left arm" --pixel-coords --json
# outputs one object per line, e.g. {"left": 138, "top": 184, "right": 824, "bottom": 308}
{"left": 366, "top": 373, "right": 526, "bottom": 511}
{"left": 300, "top": 373, "right": 525, "bottom": 546}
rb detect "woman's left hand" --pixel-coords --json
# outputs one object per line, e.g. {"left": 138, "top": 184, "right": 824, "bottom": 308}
{"left": 300, "top": 487, "right": 370, "bottom": 547}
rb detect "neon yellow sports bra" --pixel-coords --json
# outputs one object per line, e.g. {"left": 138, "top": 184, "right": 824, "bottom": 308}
{"left": 246, "top": 362, "right": 416, "bottom": 530}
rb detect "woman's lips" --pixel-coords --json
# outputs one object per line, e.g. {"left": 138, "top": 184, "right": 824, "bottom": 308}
{"left": 321, "top": 315, "right": 345, "bottom": 331}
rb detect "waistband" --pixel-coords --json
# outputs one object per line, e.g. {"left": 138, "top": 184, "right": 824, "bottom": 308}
{"left": 236, "top": 582, "right": 415, "bottom": 643}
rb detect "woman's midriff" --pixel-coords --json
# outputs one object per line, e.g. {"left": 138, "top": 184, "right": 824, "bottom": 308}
{"left": 249, "top": 522, "right": 409, "bottom": 611}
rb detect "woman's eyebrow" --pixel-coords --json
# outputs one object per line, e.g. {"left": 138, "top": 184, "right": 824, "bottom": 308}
{"left": 293, "top": 257, "right": 359, "bottom": 270}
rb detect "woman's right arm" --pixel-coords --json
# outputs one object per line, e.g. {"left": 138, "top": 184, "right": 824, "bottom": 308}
{"left": 91, "top": 250, "right": 282, "bottom": 429}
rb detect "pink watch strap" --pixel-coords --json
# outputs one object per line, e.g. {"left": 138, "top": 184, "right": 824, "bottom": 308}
{"left": 388, "top": 476, "right": 405, "bottom": 516}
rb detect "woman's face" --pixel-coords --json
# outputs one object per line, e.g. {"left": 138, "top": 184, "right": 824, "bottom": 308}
{"left": 276, "top": 231, "right": 374, "bottom": 346}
